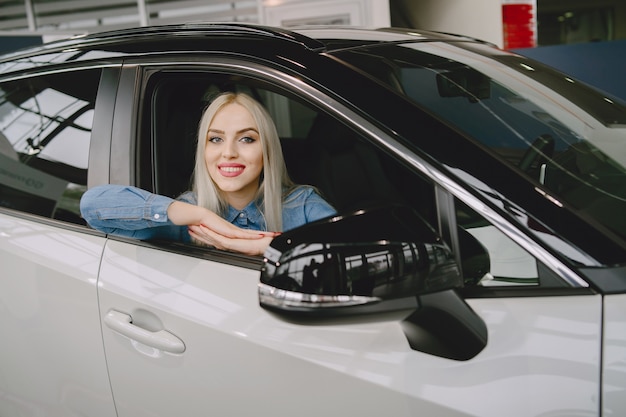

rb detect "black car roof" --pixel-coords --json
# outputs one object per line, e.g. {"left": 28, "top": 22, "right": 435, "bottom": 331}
{"left": 0, "top": 22, "right": 495, "bottom": 77}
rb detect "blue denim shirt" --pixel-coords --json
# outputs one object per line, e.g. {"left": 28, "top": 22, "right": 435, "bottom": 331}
{"left": 80, "top": 184, "right": 336, "bottom": 242}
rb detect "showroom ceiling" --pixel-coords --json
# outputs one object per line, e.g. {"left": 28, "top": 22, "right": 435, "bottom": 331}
{"left": 0, "top": 0, "right": 259, "bottom": 34}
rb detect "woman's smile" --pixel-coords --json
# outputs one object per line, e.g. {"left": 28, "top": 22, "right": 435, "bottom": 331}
{"left": 218, "top": 163, "right": 246, "bottom": 177}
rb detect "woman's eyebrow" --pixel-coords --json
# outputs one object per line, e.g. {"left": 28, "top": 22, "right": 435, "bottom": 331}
{"left": 237, "top": 127, "right": 259, "bottom": 135}
{"left": 207, "top": 127, "right": 259, "bottom": 134}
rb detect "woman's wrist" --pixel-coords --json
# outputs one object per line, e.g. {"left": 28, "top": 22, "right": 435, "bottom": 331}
{"left": 167, "top": 201, "right": 206, "bottom": 226}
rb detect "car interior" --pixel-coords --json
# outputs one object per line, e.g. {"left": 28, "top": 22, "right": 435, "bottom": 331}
{"left": 148, "top": 73, "right": 436, "bottom": 224}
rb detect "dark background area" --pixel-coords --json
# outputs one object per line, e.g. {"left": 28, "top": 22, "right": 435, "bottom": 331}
{"left": 513, "top": 39, "right": 626, "bottom": 102}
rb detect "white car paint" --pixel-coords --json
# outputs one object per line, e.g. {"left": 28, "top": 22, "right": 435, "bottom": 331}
{"left": 603, "top": 293, "right": 626, "bottom": 415}
{"left": 0, "top": 214, "right": 116, "bottom": 416}
{"left": 97, "top": 239, "right": 602, "bottom": 416}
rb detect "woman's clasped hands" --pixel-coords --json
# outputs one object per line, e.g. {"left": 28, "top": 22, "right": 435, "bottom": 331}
{"left": 167, "top": 200, "right": 278, "bottom": 256}
{"left": 188, "top": 222, "right": 279, "bottom": 256}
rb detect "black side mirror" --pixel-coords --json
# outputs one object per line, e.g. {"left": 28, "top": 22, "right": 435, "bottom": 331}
{"left": 259, "top": 205, "right": 488, "bottom": 361}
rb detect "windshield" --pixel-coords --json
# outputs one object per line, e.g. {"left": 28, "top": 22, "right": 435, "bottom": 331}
{"left": 332, "top": 41, "right": 626, "bottom": 242}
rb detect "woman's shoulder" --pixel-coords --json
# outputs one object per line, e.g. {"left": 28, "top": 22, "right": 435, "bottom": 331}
{"left": 282, "top": 185, "right": 336, "bottom": 230}
{"left": 284, "top": 184, "right": 318, "bottom": 201}
{"left": 284, "top": 185, "right": 335, "bottom": 211}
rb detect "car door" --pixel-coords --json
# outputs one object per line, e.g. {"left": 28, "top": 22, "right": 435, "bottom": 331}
{"left": 97, "top": 62, "right": 426, "bottom": 416}
{"left": 98, "top": 244, "right": 602, "bottom": 417}
{"left": 604, "top": 293, "right": 626, "bottom": 415}
{"left": 0, "top": 68, "right": 117, "bottom": 416}
{"left": 94, "top": 60, "right": 605, "bottom": 417}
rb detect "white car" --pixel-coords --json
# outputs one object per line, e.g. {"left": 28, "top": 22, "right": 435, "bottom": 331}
{"left": 1, "top": 23, "right": 625, "bottom": 416}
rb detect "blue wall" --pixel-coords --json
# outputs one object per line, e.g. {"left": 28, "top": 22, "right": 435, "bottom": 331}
{"left": 0, "top": 35, "right": 43, "bottom": 55}
{"left": 513, "top": 40, "right": 626, "bottom": 102}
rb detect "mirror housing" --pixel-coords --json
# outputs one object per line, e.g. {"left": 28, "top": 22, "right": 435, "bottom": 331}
{"left": 260, "top": 205, "right": 460, "bottom": 315}
{"left": 259, "top": 205, "right": 488, "bottom": 360}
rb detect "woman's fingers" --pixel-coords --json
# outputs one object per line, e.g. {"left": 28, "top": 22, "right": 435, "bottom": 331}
{"left": 189, "top": 225, "right": 274, "bottom": 256}
{"left": 197, "top": 208, "right": 281, "bottom": 239}
{"left": 200, "top": 221, "right": 279, "bottom": 240}
{"left": 229, "top": 236, "right": 274, "bottom": 256}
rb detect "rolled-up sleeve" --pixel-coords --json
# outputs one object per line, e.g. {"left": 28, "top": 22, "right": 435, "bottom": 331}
{"left": 80, "top": 185, "right": 187, "bottom": 241}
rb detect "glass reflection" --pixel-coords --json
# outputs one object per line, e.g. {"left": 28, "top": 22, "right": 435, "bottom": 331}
{"left": 263, "top": 240, "right": 459, "bottom": 298}
{"left": 0, "top": 69, "right": 100, "bottom": 224}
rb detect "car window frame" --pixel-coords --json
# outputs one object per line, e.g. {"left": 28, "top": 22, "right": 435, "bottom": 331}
{"left": 111, "top": 55, "right": 590, "bottom": 291}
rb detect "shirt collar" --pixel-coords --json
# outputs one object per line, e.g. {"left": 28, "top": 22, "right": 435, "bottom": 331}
{"left": 225, "top": 200, "right": 266, "bottom": 230}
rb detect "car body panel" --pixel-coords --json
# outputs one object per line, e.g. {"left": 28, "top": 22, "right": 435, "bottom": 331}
{"left": 0, "top": 213, "right": 115, "bottom": 416}
{"left": 97, "top": 240, "right": 601, "bottom": 416}
{"left": 604, "top": 293, "right": 626, "bottom": 415}
{"left": 97, "top": 240, "right": 420, "bottom": 416}
{"left": 462, "top": 296, "right": 601, "bottom": 416}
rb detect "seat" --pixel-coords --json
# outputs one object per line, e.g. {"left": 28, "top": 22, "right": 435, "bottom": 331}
{"left": 155, "top": 84, "right": 208, "bottom": 198}
{"left": 301, "top": 114, "right": 403, "bottom": 212}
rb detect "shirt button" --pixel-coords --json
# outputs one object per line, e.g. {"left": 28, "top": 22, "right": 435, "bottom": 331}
{"left": 154, "top": 213, "right": 160, "bottom": 219}
{"left": 239, "top": 213, "right": 246, "bottom": 218}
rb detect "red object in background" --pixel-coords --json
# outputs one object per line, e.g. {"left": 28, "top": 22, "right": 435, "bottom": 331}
{"left": 503, "top": 3, "right": 536, "bottom": 49}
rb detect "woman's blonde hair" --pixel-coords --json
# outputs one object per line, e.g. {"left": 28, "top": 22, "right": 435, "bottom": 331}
{"left": 193, "top": 91, "right": 293, "bottom": 231}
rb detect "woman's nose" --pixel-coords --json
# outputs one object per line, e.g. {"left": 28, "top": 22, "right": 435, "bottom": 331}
{"left": 222, "top": 139, "right": 238, "bottom": 158}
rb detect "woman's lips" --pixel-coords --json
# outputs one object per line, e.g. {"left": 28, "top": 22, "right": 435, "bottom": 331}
{"left": 218, "top": 164, "right": 245, "bottom": 177}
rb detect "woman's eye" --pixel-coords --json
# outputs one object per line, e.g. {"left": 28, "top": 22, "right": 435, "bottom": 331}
{"left": 208, "top": 136, "right": 223, "bottom": 143}
{"left": 240, "top": 136, "right": 256, "bottom": 143}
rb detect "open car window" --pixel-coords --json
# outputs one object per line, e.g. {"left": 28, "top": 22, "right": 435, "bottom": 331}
{"left": 145, "top": 71, "right": 437, "bottom": 218}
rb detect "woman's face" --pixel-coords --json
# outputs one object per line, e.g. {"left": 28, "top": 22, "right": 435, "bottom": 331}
{"left": 205, "top": 102, "right": 264, "bottom": 208}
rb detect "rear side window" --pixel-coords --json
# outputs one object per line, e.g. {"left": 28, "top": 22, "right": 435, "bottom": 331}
{"left": 0, "top": 69, "right": 101, "bottom": 224}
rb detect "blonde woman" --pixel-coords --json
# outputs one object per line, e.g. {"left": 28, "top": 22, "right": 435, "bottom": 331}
{"left": 80, "top": 92, "right": 335, "bottom": 256}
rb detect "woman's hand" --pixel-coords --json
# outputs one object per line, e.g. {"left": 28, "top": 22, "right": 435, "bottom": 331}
{"left": 167, "top": 200, "right": 278, "bottom": 255}
{"left": 188, "top": 224, "right": 277, "bottom": 256}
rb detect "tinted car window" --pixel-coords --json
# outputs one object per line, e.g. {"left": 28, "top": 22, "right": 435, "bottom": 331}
{"left": 0, "top": 69, "right": 101, "bottom": 224}
{"left": 334, "top": 44, "right": 626, "bottom": 243}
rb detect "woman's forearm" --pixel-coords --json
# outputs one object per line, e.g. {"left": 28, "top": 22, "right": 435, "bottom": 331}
{"left": 80, "top": 185, "right": 187, "bottom": 240}
{"left": 166, "top": 200, "right": 214, "bottom": 226}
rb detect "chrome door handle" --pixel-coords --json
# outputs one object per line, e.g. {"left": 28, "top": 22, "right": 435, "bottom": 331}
{"left": 104, "top": 310, "right": 186, "bottom": 354}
